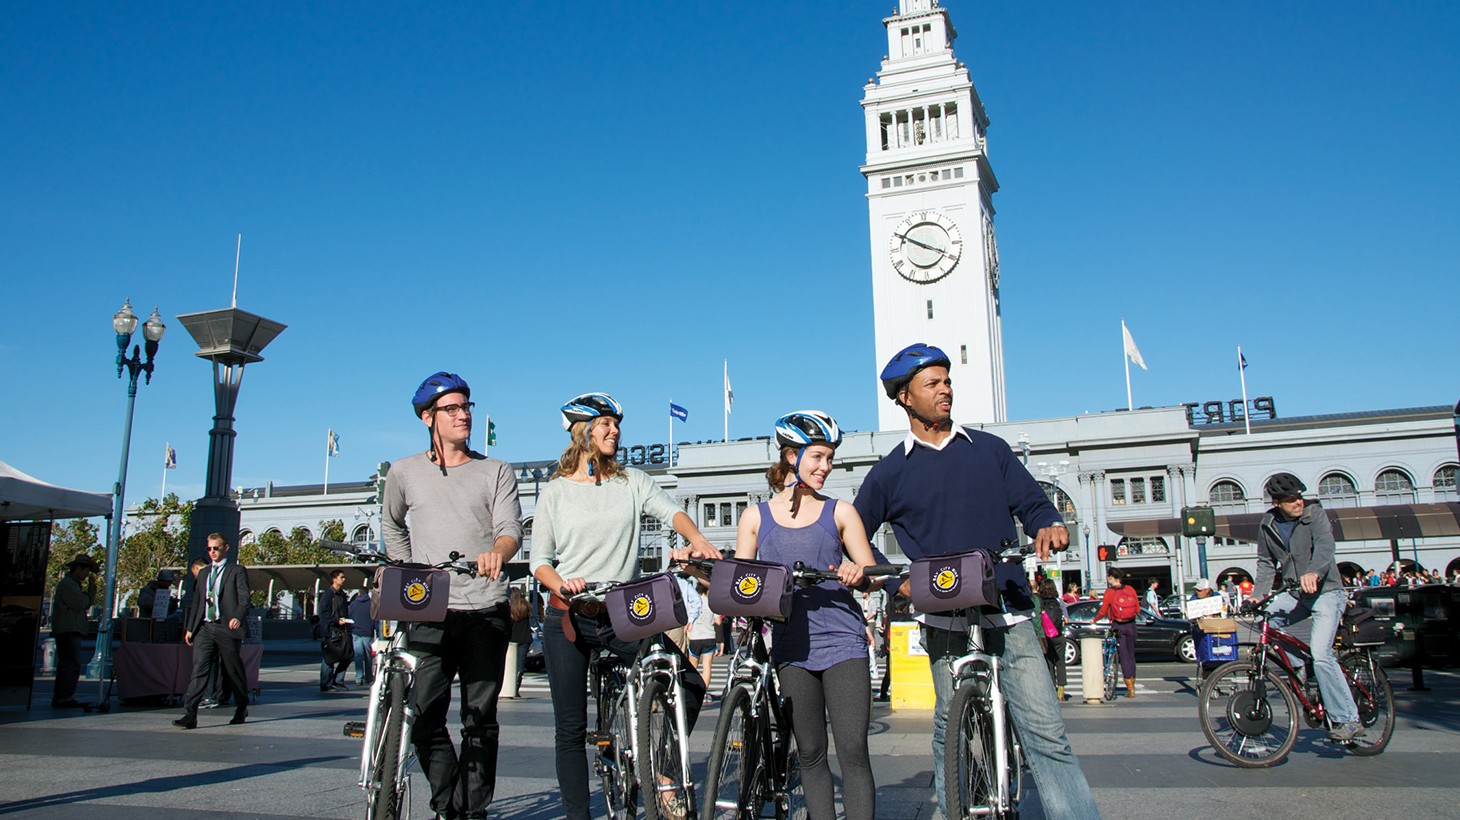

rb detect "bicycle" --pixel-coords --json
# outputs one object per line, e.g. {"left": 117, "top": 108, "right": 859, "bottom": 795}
{"left": 696, "top": 559, "right": 901, "bottom": 820}
{"left": 341, "top": 550, "right": 478, "bottom": 820}
{"left": 567, "top": 571, "right": 701, "bottom": 820}
{"left": 942, "top": 541, "right": 1038, "bottom": 820}
{"left": 1197, "top": 583, "right": 1395, "bottom": 768}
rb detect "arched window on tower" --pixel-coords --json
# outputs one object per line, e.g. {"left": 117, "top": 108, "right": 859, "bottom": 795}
{"left": 1317, "top": 473, "right": 1359, "bottom": 508}
{"left": 1434, "top": 464, "right": 1458, "bottom": 501}
{"left": 1208, "top": 480, "right": 1246, "bottom": 514}
{"left": 1375, "top": 468, "right": 1415, "bottom": 503}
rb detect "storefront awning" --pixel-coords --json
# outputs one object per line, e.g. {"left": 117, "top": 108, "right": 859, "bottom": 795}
{"left": 1106, "top": 502, "right": 1460, "bottom": 543}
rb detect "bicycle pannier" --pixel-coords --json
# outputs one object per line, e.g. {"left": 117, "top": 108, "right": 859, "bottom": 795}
{"left": 372, "top": 564, "right": 452, "bottom": 623}
{"left": 606, "top": 572, "right": 689, "bottom": 642}
{"left": 1339, "top": 605, "right": 1390, "bottom": 646}
{"left": 708, "top": 558, "right": 793, "bottom": 619}
{"left": 909, "top": 550, "right": 997, "bottom": 613}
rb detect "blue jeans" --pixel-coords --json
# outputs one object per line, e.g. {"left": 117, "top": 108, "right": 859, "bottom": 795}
{"left": 352, "top": 634, "right": 373, "bottom": 682}
{"left": 1267, "top": 589, "right": 1358, "bottom": 723}
{"left": 923, "top": 619, "right": 1098, "bottom": 819}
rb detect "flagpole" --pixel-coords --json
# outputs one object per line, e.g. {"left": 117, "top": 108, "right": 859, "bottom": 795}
{"left": 668, "top": 398, "right": 674, "bottom": 467}
{"left": 1123, "top": 321, "right": 1133, "bottom": 411}
{"left": 324, "top": 428, "right": 331, "bottom": 494}
{"left": 484, "top": 416, "right": 490, "bottom": 457}
{"left": 1238, "top": 345, "right": 1251, "bottom": 436}
{"left": 723, "top": 360, "right": 730, "bottom": 443}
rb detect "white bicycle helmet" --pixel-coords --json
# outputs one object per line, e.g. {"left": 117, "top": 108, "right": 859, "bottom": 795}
{"left": 561, "top": 392, "right": 624, "bottom": 431}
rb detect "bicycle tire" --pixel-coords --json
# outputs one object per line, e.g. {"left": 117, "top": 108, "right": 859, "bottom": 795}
{"left": 704, "top": 685, "right": 763, "bottom": 819}
{"left": 1340, "top": 652, "right": 1395, "bottom": 756}
{"left": 943, "top": 680, "right": 1005, "bottom": 820}
{"left": 598, "top": 672, "right": 636, "bottom": 819}
{"left": 636, "top": 676, "right": 692, "bottom": 820}
{"left": 1198, "top": 660, "right": 1298, "bottom": 768}
{"left": 367, "top": 673, "right": 408, "bottom": 820}
{"left": 1102, "top": 642, "right": 1118, "bottom": 702}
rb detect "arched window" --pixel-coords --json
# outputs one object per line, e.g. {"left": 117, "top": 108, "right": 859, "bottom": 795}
{"left": 1208, "top": 480, "right": 1245, "bottom": 513}
{"left": 351, "top": 524, "right": 372, "bottom": 546}
{"left": 1115, "top": 536, "right": 1169, "bottom": 557}
{"left": 239, "top": 529, "right": 255, "bottom": 546}
{"left": 1375, "top": 468, "right": 1415, "bottom": 502}
{"left": 1036, "top": 482, "right": 1079, "bottom": 524}
{"left": 263, "top": 527, "right": 283, "bottom": 539}
{"left": 1435, "top": 465, "right": 1458, "bottom": 500}
{"left": 1317, "top": 473, "right": 1358, "bottom": 508}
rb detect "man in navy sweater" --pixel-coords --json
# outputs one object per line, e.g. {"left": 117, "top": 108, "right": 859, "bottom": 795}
{"left": 855, "top": 343, "right": 1098, "bottom": 819}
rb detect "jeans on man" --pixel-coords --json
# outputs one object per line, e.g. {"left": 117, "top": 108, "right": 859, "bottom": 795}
{"left": 408, "top": 606, "right": 511, "bottom": 819}
{"left": 922, "top": 618, "right": 1098, "bottom": 819}
{"left": 1267, "top": 589, "right": 1358, "bottom": 723}
{"left": 352, "top": 634, "right": 374, "bottom": 683}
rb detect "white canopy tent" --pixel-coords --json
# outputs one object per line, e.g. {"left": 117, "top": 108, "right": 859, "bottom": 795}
{"left": 0, "top": 459, "right": 112, "bottom": 522}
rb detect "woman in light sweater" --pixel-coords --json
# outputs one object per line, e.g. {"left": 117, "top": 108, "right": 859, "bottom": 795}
{"left": 530, "top": 392, "right": 720, "bottom": 820}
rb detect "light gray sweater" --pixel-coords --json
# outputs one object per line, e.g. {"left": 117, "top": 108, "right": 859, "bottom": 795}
{"left": 383, "top": 451, "right": 524, "bottom": 610}
{"left": 528, "top": 468, "right": 682, "bottom": 584}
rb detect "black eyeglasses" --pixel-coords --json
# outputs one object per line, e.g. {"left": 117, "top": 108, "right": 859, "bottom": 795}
{"left": 207, "top": 545, "right": 226, "bottom": 551}
{"left": 434, "top": 401, "right": 475, "bottom": 417}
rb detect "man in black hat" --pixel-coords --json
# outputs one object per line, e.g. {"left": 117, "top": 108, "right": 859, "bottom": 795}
{"left": 138, "top": 569, "right": 177, "bottom": 620}
{"left": 51, "top": 554, "right": 99, "bottom": 708}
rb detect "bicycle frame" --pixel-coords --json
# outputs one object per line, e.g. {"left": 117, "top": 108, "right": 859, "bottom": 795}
{"left": 635, "top": 637, "right": 698, "bottom": 816}
{"left": 725, "top": 620, "right": 797, "bottom": 796}
{"left": 948, "top": 621, "right": 1016, "bottom": 815}
{"left": 1248, "top": 616, "right": 1327, "bottom": 721}
{"left": 357, "top": 625, "right": 418, "bottom": 795}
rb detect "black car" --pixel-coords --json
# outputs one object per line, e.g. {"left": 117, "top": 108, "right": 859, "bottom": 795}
{"left": 1058, "top": 600, "right": 1197, "bottom": 664}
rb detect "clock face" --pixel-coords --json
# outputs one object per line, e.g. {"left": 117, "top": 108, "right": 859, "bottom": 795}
{"left": 889, "top": 211, "right": 962, "bottom": 283}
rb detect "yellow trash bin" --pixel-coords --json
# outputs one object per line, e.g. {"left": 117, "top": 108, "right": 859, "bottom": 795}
{"left": 888, "top": 621, "right": 936, "bottom": 710}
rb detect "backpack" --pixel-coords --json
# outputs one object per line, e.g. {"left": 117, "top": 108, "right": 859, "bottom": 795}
{"left": 1111, "top": 586, "right": 1140, "bottom": 622}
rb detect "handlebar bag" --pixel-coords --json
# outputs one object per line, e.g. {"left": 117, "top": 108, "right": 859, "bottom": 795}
{"left": 373, "top": 564, "right": 451, "bottom": 623}
{"left": 606, "top": 572, "right": 689, "bottom": 642}
{"left": 909, "top": 550, "right": 997, "bottom": 614}
{"left": 708, "top": 558, "right": 793, "bottom": 619}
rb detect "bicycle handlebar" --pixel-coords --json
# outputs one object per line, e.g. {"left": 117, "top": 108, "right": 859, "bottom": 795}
{"left": 348, "top": 546, "right": 478, "bottom": 577}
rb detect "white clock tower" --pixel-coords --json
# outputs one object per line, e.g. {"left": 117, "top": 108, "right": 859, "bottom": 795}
{"left": 862, "top": 0, "right": 1006, "bottom": 431}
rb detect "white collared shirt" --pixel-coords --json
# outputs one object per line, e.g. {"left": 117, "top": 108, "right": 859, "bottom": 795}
{"left": 901, "top": 422, "right": 973, "bottom": 456}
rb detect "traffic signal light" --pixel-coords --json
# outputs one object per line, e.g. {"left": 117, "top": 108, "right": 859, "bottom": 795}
{"left": 1182, "top": 506, "right": 1215, "bottom": 537}
{"left": 1097, "top": 544, "right": 1116, "bottom": 562}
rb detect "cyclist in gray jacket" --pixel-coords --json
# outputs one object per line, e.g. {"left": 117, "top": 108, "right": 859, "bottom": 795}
{"left": 1250, "top": 472, "right": 1362, "bottom": 742}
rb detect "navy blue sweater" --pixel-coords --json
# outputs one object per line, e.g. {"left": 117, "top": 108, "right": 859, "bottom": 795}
{"left": 854, "top": 428, "right": 1063, "bottom": 609}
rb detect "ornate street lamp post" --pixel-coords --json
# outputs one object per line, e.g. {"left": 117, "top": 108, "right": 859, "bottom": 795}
{"left": 91, "top": 299, "right": 166, "bottom": 685}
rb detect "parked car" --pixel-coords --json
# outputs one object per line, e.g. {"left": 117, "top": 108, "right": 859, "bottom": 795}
{"left": 1158, "top": 594, "right": 1186, "bottom": 620}
{"left": 1060, "top": 600, "right": 1197, "bottom": 664}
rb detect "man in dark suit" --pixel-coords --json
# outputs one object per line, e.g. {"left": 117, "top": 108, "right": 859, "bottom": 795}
{"left": 174, "top": 533, "right": 250, "bottom": 729}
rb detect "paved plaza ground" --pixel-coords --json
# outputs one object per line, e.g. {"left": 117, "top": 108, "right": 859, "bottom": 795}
{"left": 2, "top": 644, "right": 1458, "bottom": 819}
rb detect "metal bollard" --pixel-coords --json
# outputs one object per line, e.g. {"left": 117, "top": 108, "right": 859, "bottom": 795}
{"left": 501, "top": 642, "right": 520, "bottom": 698}
{"left": 1080, "top": 634, "right": 1104, "bottom": 703}
{"left": 39, "top": 637, "right": 56, "bottom": 674}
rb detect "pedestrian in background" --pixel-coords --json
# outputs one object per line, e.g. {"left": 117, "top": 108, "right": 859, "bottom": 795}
{"left": 50, "top": 554, "right": 99, "bottom": 709}
{"left": 1146, "top": 578, "right": 1160, "bottom": 613}
{"left": 1094, "top": 568, "right": 1140, "bottom": 698}
{"left": 508, "top": 587, "right": 532, "bottom": 696}
{"left": 1037, "top": 578, "right": 1067, "bottom": 701}
{"left": 348, "top": 585, "right": 377, "bottom": 687}
{"left": 317, "top": 570, "right": 352, "bottom": 691}
{"left": 175, "top": 533, "right": 250, "bottom": 729}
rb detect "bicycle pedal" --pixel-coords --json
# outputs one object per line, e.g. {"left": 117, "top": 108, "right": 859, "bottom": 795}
{"left": 343, "top": 721, "right": 365, "bottom": 738}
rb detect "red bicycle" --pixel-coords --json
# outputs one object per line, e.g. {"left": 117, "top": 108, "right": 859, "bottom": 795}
{"left": 1197, "top": 583, "right": 1394, "bottom": 767}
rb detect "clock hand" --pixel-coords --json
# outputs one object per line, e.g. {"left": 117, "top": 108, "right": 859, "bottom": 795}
{"left": 894, "top": 232, "right": 948, "bottom": 257}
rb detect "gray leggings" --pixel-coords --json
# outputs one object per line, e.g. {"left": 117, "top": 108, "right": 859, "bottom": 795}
{"left": 777, "top": 657, "right": 875, "bottom": 820}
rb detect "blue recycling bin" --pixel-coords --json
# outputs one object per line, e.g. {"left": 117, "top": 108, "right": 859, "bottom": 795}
{"left": 1196, "top": 630, "right": 1238, "bottom": 664}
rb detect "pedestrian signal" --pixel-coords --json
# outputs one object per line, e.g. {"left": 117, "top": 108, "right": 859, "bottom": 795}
{"left": 1097, "top": 544, "right": 1116, "bottom": 562}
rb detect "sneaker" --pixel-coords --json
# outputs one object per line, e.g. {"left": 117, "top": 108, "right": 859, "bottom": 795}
{"left": 1327, "top": 721, "right": 1366, "bottom": 743}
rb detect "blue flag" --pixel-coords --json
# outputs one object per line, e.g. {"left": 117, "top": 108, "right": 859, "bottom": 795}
{"left": 669, "top": 402, "right": 689, "bottom": 422}
{"left": 1239, "top": 352, "right": 1248, "bottom": 370}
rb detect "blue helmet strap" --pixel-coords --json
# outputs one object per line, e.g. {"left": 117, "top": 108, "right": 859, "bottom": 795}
{"left": 789, "top": 446, "right": 808, "bottom": 517}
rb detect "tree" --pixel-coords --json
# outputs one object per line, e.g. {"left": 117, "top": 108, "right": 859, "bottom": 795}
{"left": 117, "top": 495, "right": 193, "bottom": 610}
{"left": 45, "top": 518, "right": 103, "bottom": 598}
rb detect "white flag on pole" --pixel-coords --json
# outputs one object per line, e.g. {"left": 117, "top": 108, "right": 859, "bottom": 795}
{"left": 723, "top": 361, "right": 734, "bottom": 414}
{"left": 1122, "top": 321, "right": 1148, "bottom": 370}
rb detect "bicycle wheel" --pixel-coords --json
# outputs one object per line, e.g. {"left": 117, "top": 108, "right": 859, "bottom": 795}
{"left": 943, "top": 680, "right": 1003, "bottom": 820}
{"left": 636, "top": 676, "right": 692, "bottom": 820}
{"left": 598, "top": 679, "right": 636, "bottom": 819}
{"left": 1198, "top": 660, "right": 1299, "bottom": 768}
{"left": 704, "top": 685, "right": 763, "bottom": 819}
{"left": 1102, "top": 643, "right": 1118, "bottom": 702}
{"left": 367, "top": 673, "right": 408, "bottom": 820}
{"left": 1340, "top": 652, "right": 1395, "bottom": 756}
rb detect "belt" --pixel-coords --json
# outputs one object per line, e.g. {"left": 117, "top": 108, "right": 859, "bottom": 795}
{"left": 550, "top": 592, "right": 607, "bottom": 643}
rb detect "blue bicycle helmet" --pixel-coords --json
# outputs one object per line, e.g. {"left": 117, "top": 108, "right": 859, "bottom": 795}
{"left": 412, "top": 372, "right": 470, "bottom": 416}
{"left": 879, "top": 343, "right": 952, "bottom": 400}
{"left": 561, "top": 392, "right": 624, "bottom": 431}
{"left": 773, "top": 410, "right": 843, "bottom": 449}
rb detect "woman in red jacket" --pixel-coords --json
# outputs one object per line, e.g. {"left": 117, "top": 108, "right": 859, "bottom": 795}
{"left": 1094, "top": 568, "right": 1140, "bottom": 698}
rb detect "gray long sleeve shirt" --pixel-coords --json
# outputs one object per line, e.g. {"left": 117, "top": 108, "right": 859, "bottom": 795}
{"left": 528, "top": 468, "right": 682, "bottom": 584}
{"left": 382, "top": 451, "right": 524, "bottom": 610}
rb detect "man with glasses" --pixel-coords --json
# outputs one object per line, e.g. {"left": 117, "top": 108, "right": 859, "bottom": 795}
{"left": 383, "top": 371, "right": 523, "bottom": 820}
{"left": 174, "top": 533, "right": 250, "bottom": 728}
{"left": 1251, "top": 472, "right": 1363, "bottom": 742}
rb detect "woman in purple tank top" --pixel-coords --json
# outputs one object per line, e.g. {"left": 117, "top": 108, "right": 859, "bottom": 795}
{"left": 733, "top": 410, "right": 880, "bottom": 820}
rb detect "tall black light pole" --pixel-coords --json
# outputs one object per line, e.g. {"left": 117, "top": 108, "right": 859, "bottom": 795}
{"left": 92, "top": 300, "right": 166, "bottom": 688}
{"left": 176, "top": 307, "right": 286, "bottom": 566}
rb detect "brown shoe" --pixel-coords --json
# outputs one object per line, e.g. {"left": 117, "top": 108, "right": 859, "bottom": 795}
{"left": 1124, "top": 678, "right": 1137, "bottom": 698}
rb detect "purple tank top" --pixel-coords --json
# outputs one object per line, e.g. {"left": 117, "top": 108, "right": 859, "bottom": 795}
{"left": 756, "top": 499, "right": 868, "bottom": 671}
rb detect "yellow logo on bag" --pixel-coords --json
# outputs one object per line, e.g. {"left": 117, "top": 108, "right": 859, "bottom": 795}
{"left": 934, "top": 568, "right": 959, "bottom": 593}
{"left": 630, "top": 593, "right": 654, "bottom": 620}
{"left": 736, "top": 574, "right": 761, "bottom": 599}
{"left": 403, "top": 577, "right": 431, "bottom": 609}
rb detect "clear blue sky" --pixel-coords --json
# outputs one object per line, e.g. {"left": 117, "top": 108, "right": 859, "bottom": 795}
{"left": 4, "top": 1, "right": 1457, "bottom": 503}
